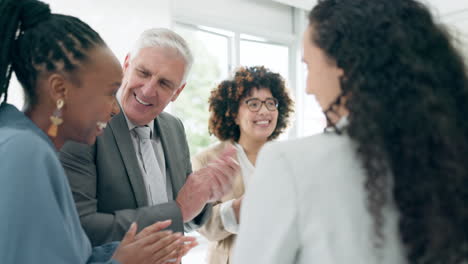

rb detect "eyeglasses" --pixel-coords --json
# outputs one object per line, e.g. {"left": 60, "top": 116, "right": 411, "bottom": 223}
{"left": 244, "top": 98, "right": 279, "bottom": 112}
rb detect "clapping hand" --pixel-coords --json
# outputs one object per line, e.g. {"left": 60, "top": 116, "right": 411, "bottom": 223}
{"left": 112, "top": 220, "right": 198, "bottom": 264}
{"left": 176, "top": 144, "right": 240, "bottom": 222}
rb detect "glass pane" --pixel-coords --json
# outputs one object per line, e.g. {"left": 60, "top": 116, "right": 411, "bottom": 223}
{"left": 173, "top": 25, "right": 230, "bottom": 156}
{"left": 174, "top": 25, "right": 232, "bottom": 264}
{"left": 303, "top": 95, "right": 327, "bottom": 135}
{"left": 240, "top": 39, "right": 289, "bottom": 84}
{"left": 301, "top": 64, "right": 327, "bottom": 136}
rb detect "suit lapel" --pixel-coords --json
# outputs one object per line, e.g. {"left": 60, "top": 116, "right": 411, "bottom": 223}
{"left": 155, "top": 116, "right": 185, "bottom": 198}
{"left": 109, "top": 112, "right": 148, "bottom": 207}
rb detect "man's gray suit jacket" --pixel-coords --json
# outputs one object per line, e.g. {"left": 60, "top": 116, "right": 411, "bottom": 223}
{"left": 59, "top": 111, "right": 211, "bottom": 246}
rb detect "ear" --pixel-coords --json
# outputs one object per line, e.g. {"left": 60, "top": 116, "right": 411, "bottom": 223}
{"left": 170, "top": 83, "right": 187, "bottom": 102}
{"left": 123, "top": 53, "right": 131, "bottom": 72}
{"left": 337, "top": 67, "right": 344, "bottom": 78}
{"left": 234, "top": 114, "right": 240, "bottom": 125}
{"left": 47, "top": 73, "right": 68, "bottom": 103}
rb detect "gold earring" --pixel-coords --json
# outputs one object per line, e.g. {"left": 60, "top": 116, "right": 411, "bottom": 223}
{"left": 47, "top": 99, "right": 64, "bottom": 137}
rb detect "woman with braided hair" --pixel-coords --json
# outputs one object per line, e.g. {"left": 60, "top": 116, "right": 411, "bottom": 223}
{"left": 233, "top": 0, "right": 468, "bottom": 263}
{"left": 0, "top": 0, "right": 196, "bottom": 263}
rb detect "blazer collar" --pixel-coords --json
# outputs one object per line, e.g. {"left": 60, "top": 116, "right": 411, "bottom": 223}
{"left": 154, "top": 115, "right": 185, "bottom": 197}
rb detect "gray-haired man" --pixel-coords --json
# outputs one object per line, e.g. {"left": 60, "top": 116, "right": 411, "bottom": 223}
{"left": 60, "top": 28, "right": 238, "bottom": 246}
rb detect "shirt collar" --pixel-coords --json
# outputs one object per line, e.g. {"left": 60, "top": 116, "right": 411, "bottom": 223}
{"left": 324, "top": 115, "right": 349, "bottom": 133}
{"left": 118, "top": 104, "right": 154, "bottom": 137}
{"left": 124, "top": 113, "right": 154, "bottom": 135}
{"left": 335, "top": 115, "right": 349, "bottom": 130}
{"left": 117, "top": 93, "right": 155, "bottom": 137}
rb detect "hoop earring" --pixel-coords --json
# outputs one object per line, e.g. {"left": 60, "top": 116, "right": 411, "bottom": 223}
{"left": 47, "top": 99, "right": 64, "bottom": 137}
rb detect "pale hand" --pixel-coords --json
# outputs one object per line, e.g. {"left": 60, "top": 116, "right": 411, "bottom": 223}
{"left": 176, "top": 144, "right": 240, "bottom": 222}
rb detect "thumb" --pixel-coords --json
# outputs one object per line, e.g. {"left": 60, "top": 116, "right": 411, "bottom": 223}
{"left": 121, "top": 222, "right": 137, "bottom": 246}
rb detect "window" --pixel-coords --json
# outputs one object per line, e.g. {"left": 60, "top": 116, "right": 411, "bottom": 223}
{"left": 173, "top": 22, "right": 294, "bottom": 264}
{"left": 240, "top": 35, "right": 289, "bottom": 82}
{"left": 171, "top": 24, "right": 231, "bottom": 156}
{"left": 173, "top": 23, "right": 294, "bottom": 156}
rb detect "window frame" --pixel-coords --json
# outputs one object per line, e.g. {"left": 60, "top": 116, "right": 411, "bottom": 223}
{"left": 172, "top": 17, "right": 301, "bottom": 139}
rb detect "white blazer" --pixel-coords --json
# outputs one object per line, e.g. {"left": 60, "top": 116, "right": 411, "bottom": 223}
{"left": 232, "top": 131, "right": 407, "bottom": 264}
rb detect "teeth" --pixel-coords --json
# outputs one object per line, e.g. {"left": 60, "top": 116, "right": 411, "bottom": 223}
{"left": 255, "top": 120, "right": 269, "bottom": 125}
{"left": 135, "top": 94, "right": 151, "bottom": 106}
{"left": 97, "top": 122, "right": 107, "bottom": 130}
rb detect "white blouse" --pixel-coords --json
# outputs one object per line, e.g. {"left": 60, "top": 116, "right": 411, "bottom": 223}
{"left": 232, "top": 132, "right": 407, "bottom": 264}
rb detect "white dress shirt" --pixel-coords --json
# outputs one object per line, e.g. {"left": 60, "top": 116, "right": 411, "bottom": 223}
{"left": 232, "top": 120, "right": 407, "bottom": 264}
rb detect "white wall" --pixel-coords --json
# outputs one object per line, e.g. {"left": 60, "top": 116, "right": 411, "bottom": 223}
{"left": 47, "top": 0, "right": 171, "bottom": 62}
{"left": 8, "top": 0, "right": 171, "bottom": 109}
{"left": 10, "top": 0, "right": 295, "bottom": 108}
{"left": 440, "top": 13, "right": 468, "bottom": 60}
{"left": 275, "top": 0, "right": 468, "bottom": 59}
{"left": 173, "top": 0, "right": 295, "bottom": 42}
{"left": 272, "top": 0, "right": 316, "bottom": 10}
{"left": 421, "top": 1, "right": 468, "bottom": 59}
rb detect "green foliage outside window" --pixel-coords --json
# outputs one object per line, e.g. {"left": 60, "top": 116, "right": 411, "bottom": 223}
{"left": 172, "top": 30, "right": 222, "bottom": 156}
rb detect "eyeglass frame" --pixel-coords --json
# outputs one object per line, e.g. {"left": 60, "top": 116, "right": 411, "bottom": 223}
{"left": 244, "top": 97, "right": 279, "bottom": 112}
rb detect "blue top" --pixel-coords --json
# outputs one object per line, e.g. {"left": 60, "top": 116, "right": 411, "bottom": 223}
{"left": 0, "top": 103, "right": 120, "bottom": 264}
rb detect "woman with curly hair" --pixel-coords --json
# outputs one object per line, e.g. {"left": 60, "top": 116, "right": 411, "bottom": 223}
{"left": 233, "top": 0, "right": 468, "bottom": 263}
{"left": 194, "top": 66, "right": 294, "bottom": 264}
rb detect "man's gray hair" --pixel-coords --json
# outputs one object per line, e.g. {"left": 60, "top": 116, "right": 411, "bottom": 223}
{"left": 130, "top": 28, "right": 194, "bottom": 84}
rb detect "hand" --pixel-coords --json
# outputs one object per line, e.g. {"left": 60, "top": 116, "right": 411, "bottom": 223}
{"left": 176, "top": 144, "right": 240, "bottom": 222}
{"left": 166, "top": 236, "right": 199, "bottom": 264}
{"left": 112, "top": 220, "right": 188, "bottom": 264}
{"left": 232, "top": 196, "right": 244, "bottom": 223}
{"left": 176, "top": 168, "right": 212, "bottom": 223}
{"left": 205, "top": 145, "right": 240, "bottom": 202}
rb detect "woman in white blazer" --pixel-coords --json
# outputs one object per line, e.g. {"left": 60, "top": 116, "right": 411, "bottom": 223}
{"left": 195, "top": 66, "right": 294, "bottom": 264}
{"left": 233, "top": 0, "right": 468, "bottom": 263}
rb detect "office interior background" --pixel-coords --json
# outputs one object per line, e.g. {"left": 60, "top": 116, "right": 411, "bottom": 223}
{"left": 7, "top": 0, "right": 468, "bottom": 262}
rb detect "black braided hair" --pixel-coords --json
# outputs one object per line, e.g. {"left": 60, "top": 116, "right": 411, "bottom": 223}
{"left": 309, "top": 0, "right": 468, "bottom": 263}
{"left": 0, "top": 0, "right": 105, "bottom": 106}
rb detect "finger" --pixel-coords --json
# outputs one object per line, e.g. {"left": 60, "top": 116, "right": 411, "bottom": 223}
{"left": 135, "top": 230, "right": 174, "bottom": 248}
{"left": 179, "top": 236, "right": 197, "bottom": 243}
{"left": 199, "top": 165, "right": 231, "bottom": 200}
{"left": 149, "top": 232, "right": 182, "bottom": 254}
{"left": 213, "top": 157, "right": 238, "bottom": 178}
{"left": 178, "top": 241, "right": 199, "bottom": 257}
{"left": 209, "top": 164, "right": 232, "bottom": 187}
{"left": 220, "top": 144, "right": 237, "bottom": 157}
{"left": 221, "top": 156, "right": 240, "bottom": 173}
{"left": 120, "top": 222, "right": 137, "bottom": 246}
{"left": 135, "top": 219, "right": 172, "bottom": 240}
{"left": 156, "top": 251, "right": 179, "bottom": 264}
{"left": 150, "top": 234, "right": 185, "bottom": 262}
{"left": 209, "top": 179, "right": 224, "bottom": 201}
{"left": 210, "top": 159, "right": 236, "bottom": 182}
{"left": 210, "top": 168, "right": 234, "bottom": 195}
{"left": 204, "top": 168, "right": 226, "bottom": 195}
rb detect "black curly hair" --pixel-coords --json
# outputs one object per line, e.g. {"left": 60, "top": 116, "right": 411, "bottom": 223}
{"left": 0, "top": 0, "right": 105, "bottom": 107}
{"left": 208, "top": 66, "right": 294, "bottom": 142}
{"left": 309, "top": 0, "right": 468, "bottom": 263}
